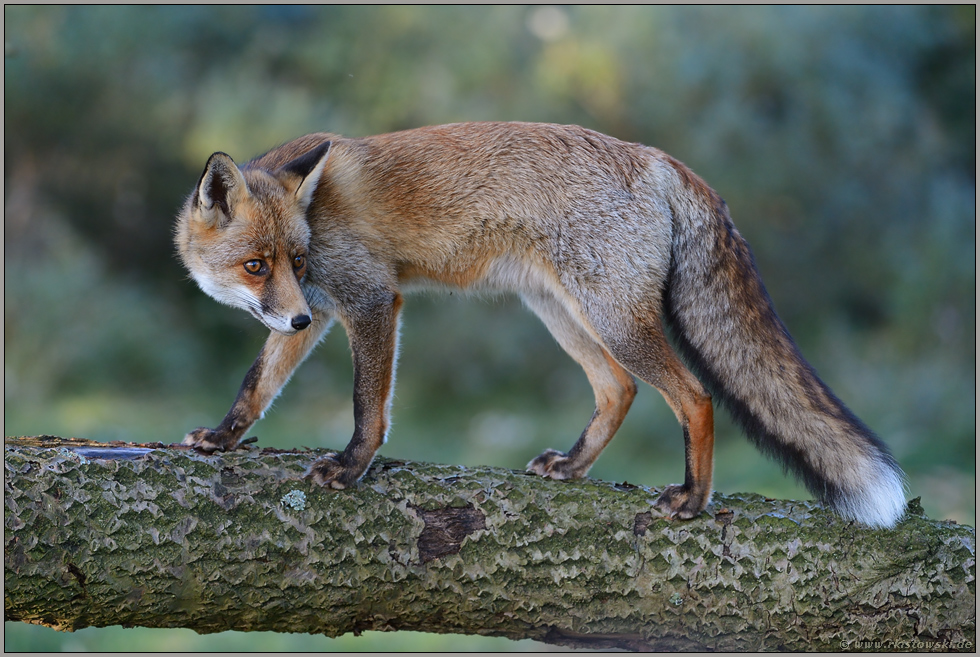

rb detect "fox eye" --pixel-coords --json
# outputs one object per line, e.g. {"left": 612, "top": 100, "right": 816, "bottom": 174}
{"left": 293, "top": 254, "right": 306, "bottom": 270}
{"left": 243, "top": 259, "right": 265, "bottom": 275}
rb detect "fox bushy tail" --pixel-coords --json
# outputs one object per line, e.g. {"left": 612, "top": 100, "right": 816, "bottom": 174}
{"left": 664, "top": 190, "right": 906, "bottom": 528}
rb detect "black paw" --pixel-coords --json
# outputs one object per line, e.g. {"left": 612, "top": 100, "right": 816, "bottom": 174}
{"left": 526, "top": 449, "right": 586, "bottom": 480}
{"left": 182, "top": 427, "right": 246, "bottom": 453}
{"left": 654, "top": 484, "right": 709, "bottom": 520}
{"left": 306, "top": 452, "right": 357, "bottom": 490}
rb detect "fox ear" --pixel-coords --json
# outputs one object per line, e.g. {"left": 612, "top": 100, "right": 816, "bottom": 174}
{"left": 195, "top": 152, "right": 249, "bottom": 227}
{"left": 279, "top": 141, "right": 331, "bottom": 211}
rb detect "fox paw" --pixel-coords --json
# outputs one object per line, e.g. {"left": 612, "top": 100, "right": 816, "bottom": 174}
{"left": 182, "top": 427, "right": 245, "bottom": 453}
{"left": 526, "top": 449, "right": 585, "bottom": 480}
{"left": 654, "top": 484, "right": 709, "bottom": 520}
{"left": 306, "top": 453, "right": 355, "bottom": 490}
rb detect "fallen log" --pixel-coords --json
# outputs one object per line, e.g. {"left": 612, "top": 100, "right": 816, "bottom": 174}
{"left": 3, "top": 436, "right": 975, "bottom": 651}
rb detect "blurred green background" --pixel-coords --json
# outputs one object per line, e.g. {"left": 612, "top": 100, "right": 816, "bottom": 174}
{"left": 4, "top": 5, "right": 975, "bottom": 652}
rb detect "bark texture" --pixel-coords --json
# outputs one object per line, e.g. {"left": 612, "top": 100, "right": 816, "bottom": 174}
{"left": 4, "top": 436, "right": 976, "bottom": 651}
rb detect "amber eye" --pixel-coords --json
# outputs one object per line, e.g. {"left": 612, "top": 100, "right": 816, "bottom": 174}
{"left": 293, "top": 254, "right": 306, "bottom": 270}
{"left": 243, "top": 259, "right": 264, "bottom": 275}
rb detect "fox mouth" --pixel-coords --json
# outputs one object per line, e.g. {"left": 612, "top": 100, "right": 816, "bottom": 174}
{"left": 245, "top": 307, "right": 301, "bottom": 335}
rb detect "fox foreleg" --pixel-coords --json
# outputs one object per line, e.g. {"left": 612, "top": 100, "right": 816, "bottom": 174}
{"left": 183, "top": 313, "right": 334, "bottom": 452}
{"left": 307, "top": 291, "right": 403, "bottom": 489}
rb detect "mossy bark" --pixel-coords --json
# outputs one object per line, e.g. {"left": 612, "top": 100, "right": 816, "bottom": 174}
{"left": 4, "top": 436, "right": 976, "bottom": 651}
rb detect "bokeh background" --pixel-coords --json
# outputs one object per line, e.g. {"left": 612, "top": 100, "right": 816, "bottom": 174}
{"left": 4, "top": 5, "right": 975, "bottom": 652}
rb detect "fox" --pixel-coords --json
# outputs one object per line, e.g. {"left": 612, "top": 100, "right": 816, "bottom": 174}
{"left": 175, "top": 121, "right": 907, "bottom": 528}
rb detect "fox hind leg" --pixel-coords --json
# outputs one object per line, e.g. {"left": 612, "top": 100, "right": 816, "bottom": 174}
{"left": 601, "top": 314, "right": 715, "bottom": 520}
{"left": 522, "top": 291, "right": 638, "bottom": 480}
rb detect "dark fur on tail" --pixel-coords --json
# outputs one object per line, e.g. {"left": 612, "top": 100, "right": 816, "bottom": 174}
{"left": 663, "top": 186, "right": 906, "bottom": 527}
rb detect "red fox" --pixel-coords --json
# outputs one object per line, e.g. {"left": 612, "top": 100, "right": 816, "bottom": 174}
{"left": 175, "top": 122, "right": 906, "bottom": 528}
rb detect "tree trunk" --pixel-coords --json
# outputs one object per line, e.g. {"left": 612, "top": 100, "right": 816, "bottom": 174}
{"left": 4, "top": 436, "right": 976, "bottom": 651}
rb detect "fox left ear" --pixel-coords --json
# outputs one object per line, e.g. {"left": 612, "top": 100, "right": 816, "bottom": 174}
{"left": 196, "top": 152, "right": 250, "bottom": 228}
{"left": 280, "top": 140, "right": 332, "bottom": 211}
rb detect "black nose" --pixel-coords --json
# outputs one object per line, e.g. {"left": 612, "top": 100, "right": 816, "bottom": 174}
{"left": 291, "top": 314, "right": 312, "bottom": 330}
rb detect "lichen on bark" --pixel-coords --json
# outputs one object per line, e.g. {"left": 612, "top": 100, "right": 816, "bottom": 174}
{"left": 4, "top": 436, "right": 976, "bottom": 651}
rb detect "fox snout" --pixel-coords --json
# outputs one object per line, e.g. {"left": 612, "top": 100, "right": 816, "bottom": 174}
{"left": 253, "top": 301, "right": 313, "bottom": 335}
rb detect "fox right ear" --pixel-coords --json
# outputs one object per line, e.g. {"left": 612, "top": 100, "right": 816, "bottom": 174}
{"left": 195, "top": 152, "right": 250, "bottom": 227}
{"left": 279, "top": 140, "right": 332, "bottom": 212}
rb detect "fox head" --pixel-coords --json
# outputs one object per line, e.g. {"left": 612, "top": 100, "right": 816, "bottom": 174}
{"left": 175, "top": 141, "right": 331, "bottom": 335}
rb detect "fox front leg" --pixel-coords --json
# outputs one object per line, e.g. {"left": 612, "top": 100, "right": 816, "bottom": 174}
{"left": 183, "top": 314, "right": 333, "bottom": 452}
{"left": 307, "top": 291, "right": 402, "bottom": 489}
{"left": 182, "top": 358, "right": 263, "bottom": 452}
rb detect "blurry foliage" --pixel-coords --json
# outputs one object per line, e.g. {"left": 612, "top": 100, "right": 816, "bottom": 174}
{"left": 3, "top": 5, "right": 975, "bottom": 651}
